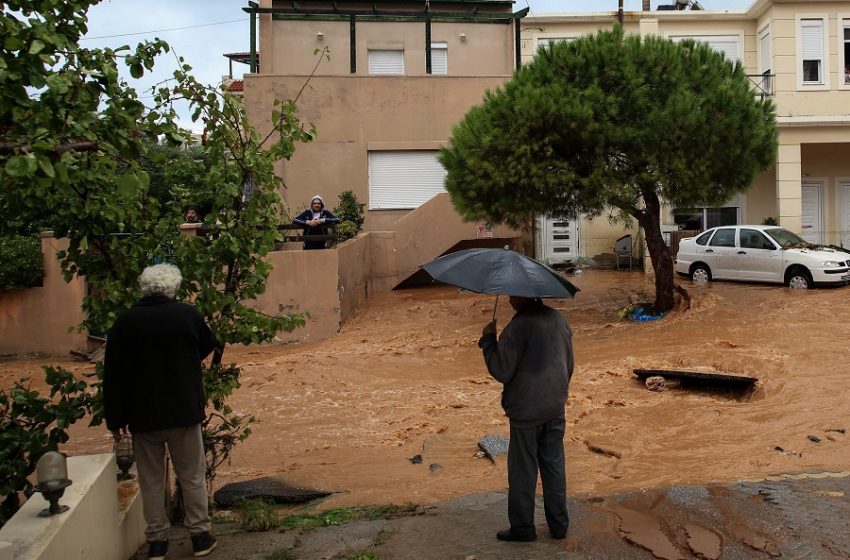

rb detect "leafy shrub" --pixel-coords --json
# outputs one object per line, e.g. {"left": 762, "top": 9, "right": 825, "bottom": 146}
{"left": 0, "top": 367, "right": 94, "bottom": 527}
{"left": 0, "top": 235, "right": 43, "bottom": 291}
{"left": 761, "top": 216, "right": 778, "bottom": 226}
{"left": 334, "top": 191, "right": 365, "bottom": 241}
{"left": 236, "top": 499, "right": 278, "bottom": 532}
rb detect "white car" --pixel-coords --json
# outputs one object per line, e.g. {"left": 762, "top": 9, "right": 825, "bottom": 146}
{"left": 674, "top": 225, "right": 850, "bottom": 289}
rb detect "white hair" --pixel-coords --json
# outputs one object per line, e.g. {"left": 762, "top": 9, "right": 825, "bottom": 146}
{"left": 139, "top": 264, "right": 182, "bottom": 298}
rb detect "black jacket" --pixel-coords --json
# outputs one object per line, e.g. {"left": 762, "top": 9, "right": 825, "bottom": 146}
{"left": 478, "top": 301, "right": 573, "bottom": 427}
{"left": 103, "top": 295, "right": 216, "bottom": 433}
{"left": 292, "top": 209, "right": 340, "bottom": 248}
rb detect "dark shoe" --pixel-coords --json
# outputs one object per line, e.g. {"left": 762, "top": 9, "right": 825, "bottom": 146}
{"left": 147, "top": 540, "right": 168, "bottom": 560}
{"left": 551, "top": 530, "right": 567, "bottom": 540}
{"left": 496, "top": 529, "right": 537, "bottom": 542}
{"left": 191, "top": 532, "right": 217, "bottom": 557}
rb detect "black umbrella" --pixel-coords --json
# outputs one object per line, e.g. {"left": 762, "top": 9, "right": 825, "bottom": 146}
{"left": 420, "top": 247, "right": 579, "bottom": 318}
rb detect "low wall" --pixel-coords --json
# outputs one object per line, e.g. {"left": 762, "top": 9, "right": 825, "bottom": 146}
{"left": 0, "top": 236, "right": 85, "bottom": 356}
{"left": 0, "top": 454, "right": 145, "bottom": 560}
{"left": 253, "top": 249, "right": 341, "bottom": 343}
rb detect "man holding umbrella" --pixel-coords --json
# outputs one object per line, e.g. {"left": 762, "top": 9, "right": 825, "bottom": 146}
{"left": 420, "top": 247, "right": 577, "bottom": 542}
{"left": 479, "top": 295, "right": 573, "bottom": 542}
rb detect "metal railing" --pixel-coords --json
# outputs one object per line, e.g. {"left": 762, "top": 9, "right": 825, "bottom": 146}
{"left": 747, "top": 73, "right": 774, "bottom": 98}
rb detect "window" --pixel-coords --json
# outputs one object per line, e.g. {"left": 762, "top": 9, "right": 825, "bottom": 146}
{"left": 841, "top": 17, "right": 850, "bottom": 86}
{"left": 740, "top": 229, "right": 773, "bottom": 250}
{"left": 673, "top": 206, "right": 739, "bottom": 231}
{"left": 430, "top": 42, "right": 447, "bottom": 75}
{"left": 758, "top": 27, "right": 773, "bottom": 95}
{"left": 798, "top": 18, "right": 826, "bottom": 85}
{"left": 709, "top": 228, "right": 736, "bottom": 247}
{"left": 537, "top": 37, "right": 574, "bottom": 48}
{"left": 670, "top": 35, "right": 741, "bottom": 62}
{"left": 696, "top": 231, "right": 713, "bottom": 246}
{"left": 368, "top": 151, "right": 447, "bottom": 209}
{"left": 368, "top": 50, "right": 404, "bottom": 75}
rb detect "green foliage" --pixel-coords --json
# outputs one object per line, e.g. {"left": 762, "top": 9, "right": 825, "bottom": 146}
{"left": 334, "top": 190, "right": 365, "bottom": 241}
{"left": 0, "top": 235, "right": 43, "bottom": 291}
{"left": 266, "top": 549, "right": 298, "bottom": 560}
{"left": 440, "top": 26, "right": 777, "bottom": 311}
{"left": 0, "top": 367, "right": 95, "bottom": 526}
{"left": 346, "top": 552, "right": 380, "bottom": 560}
{"left": 761, "top": 216, "right": 778, "bottom": 226}
{"left": 279, "top": 504, "right": 419, "bottom": 531}
{"left": 0, "top": 0, "right": 314, "bottom": 487}
{"left": 236, "top": 499, "right": 279, "bottom": 532}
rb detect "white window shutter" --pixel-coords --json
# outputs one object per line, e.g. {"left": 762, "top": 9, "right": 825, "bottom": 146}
{"left": 759, "top": 31, "right": 771, "bottom": 73}
{"left": 368, "top": 50, "right": 404, "bottom": 75}
{"left": 431, "top": 43, "right": 447, "bottom": 75}
{"left": 368, "top": 151, "right": 447, "bottom": 210}
{"left": 801, "top": 20, "right": 823, "bottom": 61}
{"left": 671, "top": 35, "right": 740, "bottom": 62}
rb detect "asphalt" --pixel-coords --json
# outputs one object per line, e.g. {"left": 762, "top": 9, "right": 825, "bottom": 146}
{"left": 135, "top": 470, "right": 850, "bottom": 560}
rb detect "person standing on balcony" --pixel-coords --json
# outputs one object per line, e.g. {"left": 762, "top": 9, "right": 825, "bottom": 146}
{"left": 478, "top": 296, "right": 574, "bottom": 542}
{"left": 293, "top": 195, "right": 340, "bottom": 250}
{"left": 103, "top": 264, "right": 219, "bottom": 560}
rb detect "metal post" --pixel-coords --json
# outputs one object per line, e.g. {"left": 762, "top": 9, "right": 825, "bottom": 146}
{"left": 514, "top": 15, "right": 521, "bottom": 69}
{"left": 425, "top": 15, "right": 432, "bottom": 74}
{"left": 249, "top": 6, "right": 257, "bottom": 73}
{"left": 350, "top": 15, "right": 356, "bottom": 73}
{"left": 618, "top": 0, "right": 624, "bottom": 26}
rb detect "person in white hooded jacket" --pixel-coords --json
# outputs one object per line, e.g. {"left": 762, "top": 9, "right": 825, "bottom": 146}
{"left": 292, "top": 195, "right": 340, "bottom": 250}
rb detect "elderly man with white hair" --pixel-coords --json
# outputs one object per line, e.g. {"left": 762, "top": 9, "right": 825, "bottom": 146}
{"left": 103, "top": 263, "right": 218, "bottom": 559}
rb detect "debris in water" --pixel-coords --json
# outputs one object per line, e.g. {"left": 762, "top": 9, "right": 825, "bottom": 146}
{"left": 808, "top": 435, "right": 821, "bottom": 443}
{"left": 826, "top": 428, "right": 846, "bottom": 434}
{"left": 633, "top": 369, "right": 758, "bottom": 390}
{"left": 409, "top": 454, "right": 423, "bottom": 464}
{"left": 478, "top": 434, "right": 509, "bottom": 461}
{"left": 429, "top": 463, "right": 443, "bottom": 473}
{"left": 645, "top": 376, "right": 681, "bottom": 392}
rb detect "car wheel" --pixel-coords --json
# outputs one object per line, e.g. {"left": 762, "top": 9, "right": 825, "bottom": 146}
{"left": 787, "top": 269, "right": 813, "bottom": 290}
{"left": 691, "top": 263, "right": 711, "bottom": 283}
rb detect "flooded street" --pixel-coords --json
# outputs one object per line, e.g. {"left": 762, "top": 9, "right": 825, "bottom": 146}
{"left": 4, "top": 269, "right": 850, "bottom": 509}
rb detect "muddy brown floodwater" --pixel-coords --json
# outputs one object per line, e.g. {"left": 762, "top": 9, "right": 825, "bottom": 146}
{"left": 3, "top": 269, "right": 850, "bottom": 510}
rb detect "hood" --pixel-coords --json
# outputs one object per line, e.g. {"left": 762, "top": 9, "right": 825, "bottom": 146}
{"left": 310, "top": 195, "right": 325, "bottom": 208}
{"left": 785, "top": 245, "right": 850, "bottom": 261}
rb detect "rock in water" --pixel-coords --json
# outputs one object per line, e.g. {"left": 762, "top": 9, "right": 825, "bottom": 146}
{"left": 478, "top": 435, "right": 509, "bottom": 460}
{"left": 213, "top": 477, "right": 332, "bottom": 507}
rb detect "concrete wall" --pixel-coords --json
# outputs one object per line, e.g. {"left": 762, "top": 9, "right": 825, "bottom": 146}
{"left": 0, "top": 236, "right": 85, "bottom": 356}
{"left": 0, "top": 454, "right": 144, "bottom": 560}
{"left": 253, "top": 249, "right": 342, "bottom": 343}
{"left": 245, "top": 75, "right": 511, "bottom": 233}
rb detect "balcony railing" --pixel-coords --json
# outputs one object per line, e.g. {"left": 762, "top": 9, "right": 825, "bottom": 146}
{"left": 747, "top": 73, "right": 774, "bottom": 98}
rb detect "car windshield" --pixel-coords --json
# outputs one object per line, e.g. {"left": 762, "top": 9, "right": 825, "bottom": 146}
{"left": 764, "top": 228, "right": 806, "bottom": 247}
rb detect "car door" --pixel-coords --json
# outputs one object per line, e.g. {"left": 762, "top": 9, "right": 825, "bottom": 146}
{"left": 737, "top": 228, "right": 783, "bottom": 282}
{"left": 704, "top": 227, "right": 739, "bottom": 279}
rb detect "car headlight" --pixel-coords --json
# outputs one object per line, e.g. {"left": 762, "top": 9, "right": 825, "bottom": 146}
{"left": 823, "top": 261, "right": 843, "bottom": 267}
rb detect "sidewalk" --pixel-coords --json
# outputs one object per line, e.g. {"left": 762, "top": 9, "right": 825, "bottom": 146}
{"left": 136, "top": 470, "right": 850, "bottom": 560}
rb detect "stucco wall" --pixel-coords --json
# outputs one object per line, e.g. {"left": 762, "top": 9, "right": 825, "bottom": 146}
{"left": 0, "top": 236, "right": 85, "bottom": 356}
{"left": 253, "top": 249, "right": 341, "bottom": 343}
{"left": 245, "top": 75, "right": 511, "bottom": 233}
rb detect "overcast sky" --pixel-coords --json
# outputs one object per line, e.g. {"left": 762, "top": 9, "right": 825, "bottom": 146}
{"left": 82, "top": 0, "right": 752, "bottom": 129}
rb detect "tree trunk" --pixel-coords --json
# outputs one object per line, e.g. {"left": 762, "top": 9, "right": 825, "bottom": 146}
{"left": 637, "top": 192, "right": 675, "bottom": 313}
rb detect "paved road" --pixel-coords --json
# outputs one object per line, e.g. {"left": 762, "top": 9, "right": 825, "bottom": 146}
{"left": 137, "top": 470, "right": 850, "bottom": 560}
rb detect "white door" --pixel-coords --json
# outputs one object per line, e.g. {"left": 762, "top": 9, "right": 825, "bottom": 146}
{"left": 801, "top": 182, "right": 823, "bottom": 244}
{"left": 737, "top": 227, "right": 783, "bottom": 282}
{"left": 537, "top": 217, "right": 579, "bottom": 264}
{"left": 840, "top": 181, "right": 850, "bottom": 248}
{"left": 704, "top": 227, "right": 739, "bottom": 279}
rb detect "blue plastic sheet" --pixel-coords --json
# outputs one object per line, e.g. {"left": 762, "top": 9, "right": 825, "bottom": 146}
{"left": 630, "top": 307, "right": 667, "bottom": 322}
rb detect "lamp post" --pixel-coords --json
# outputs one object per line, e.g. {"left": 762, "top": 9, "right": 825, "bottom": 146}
{"left": 33, "top": 451, "right": 72, "bottom": 517}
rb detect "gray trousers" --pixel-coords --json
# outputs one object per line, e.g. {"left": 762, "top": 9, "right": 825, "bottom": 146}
{"left": 507, "top": 418, "right": 569, "bottom": 537}
{"left": 134, "top": 424, "right": 211, "bottom": 542}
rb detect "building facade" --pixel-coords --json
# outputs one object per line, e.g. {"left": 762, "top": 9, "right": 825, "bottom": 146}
{"left": 523, "top": 0, "right": 850, "bottom": 251}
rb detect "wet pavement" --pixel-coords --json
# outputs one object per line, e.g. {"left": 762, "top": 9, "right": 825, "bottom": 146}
{"left": 140, "top": 469, "right": 850, "bottom": 559}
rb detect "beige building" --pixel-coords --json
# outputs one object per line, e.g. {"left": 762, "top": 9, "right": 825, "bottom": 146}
{"left": 241, "top": 0, "right": 531, "bottom": 265}
{"left": 523, "top": 0, "right": 850, "bottom": 251}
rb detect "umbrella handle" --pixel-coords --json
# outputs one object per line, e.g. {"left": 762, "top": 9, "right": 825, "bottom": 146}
{"left": 492, "top": 295, "right": 499, "bottom": 322}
